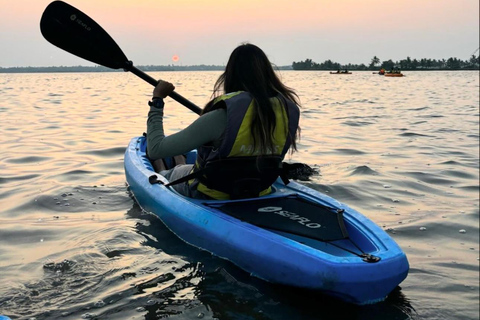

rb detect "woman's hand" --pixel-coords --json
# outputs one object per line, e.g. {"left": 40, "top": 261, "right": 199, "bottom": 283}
{"left": 153, "top": 80, "right": 175, "bottom": 98}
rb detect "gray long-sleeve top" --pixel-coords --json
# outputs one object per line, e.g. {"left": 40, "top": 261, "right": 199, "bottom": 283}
{"left": 146, "top": 103, "right": 227, "bottom": 160}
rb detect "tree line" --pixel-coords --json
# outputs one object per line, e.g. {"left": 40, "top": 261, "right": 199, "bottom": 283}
{"left": 292, "top": 55, "right": 480, "bottom": 71}
{"left": 1, "top": 56, "right": 479, "bottom": 73}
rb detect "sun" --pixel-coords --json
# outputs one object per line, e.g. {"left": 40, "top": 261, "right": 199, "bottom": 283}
{"left": 172, "top": 55, "right": 179, "bottom": 62}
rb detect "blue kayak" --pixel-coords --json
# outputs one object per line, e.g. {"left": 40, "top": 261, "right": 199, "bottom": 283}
{"left": 124, "top": 136, "right": 409, "bottom": 305}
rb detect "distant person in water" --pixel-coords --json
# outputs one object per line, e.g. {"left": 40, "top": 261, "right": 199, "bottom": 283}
{"left": 146, "top": 43, "right": 301, "bottom": 200}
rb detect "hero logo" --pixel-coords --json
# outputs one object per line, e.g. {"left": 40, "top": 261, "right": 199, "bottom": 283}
{"left": 257, "top": 207, "right": 321, "bottom": 229}
{"left": 70, "top": 14, "right": 92, "bottom": 31}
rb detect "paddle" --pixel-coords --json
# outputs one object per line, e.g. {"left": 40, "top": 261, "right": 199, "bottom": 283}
{"left": 40, "top": 1, "right": 317, "bottom": 180}
{"left": 40, "top": 0, "right": 202, "bottom": 115}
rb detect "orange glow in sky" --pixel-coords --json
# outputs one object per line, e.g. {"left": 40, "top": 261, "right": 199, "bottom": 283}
{"left": 0, "top": 0, "right": 478, "bottom": 67}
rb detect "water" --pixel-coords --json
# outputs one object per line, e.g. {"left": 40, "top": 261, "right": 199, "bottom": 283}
{"left": 0, "top": 71, "right": 478, "bottom": 320}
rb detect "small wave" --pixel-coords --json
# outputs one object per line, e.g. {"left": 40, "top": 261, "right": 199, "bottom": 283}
{"left": 41, "top": 98, "right": 62, "bottom": 104}
{"left": 407, "top": 107, "right": 430, "bottom": 111}
{"left": 4, "top": 185, "right": 131, "bottom": 215}
{"left": 458, "top": 185, "right": 480, "bottom": 193}
{"left": 440, "top": 170, "right": 476, "bottom": 179}
{"left": 435, "top": 128, "right": 461, "bottom": 133}
{"left": 334, "top": 148, "right": 365, "bottom": 155}
{"left": 349, "top": 165, "right": 379, "bottom": 176}
{"left": 440, "top": 160, "right": 461, "bottom": 165}
{"left": 399, "top": 171, "right": 457, "bottom": 186}
{"left": 45, "top": 125, "right": 61, "bottom": 130}
{"left": 342, "top": 121, "right": 374, "bottom": 127}
{"left": 399, "top": 132, "right": 431, "bottom": 137}
{"left": 302, "top": 109, "right": 327, "bottom": 115}
{"left": 0, "top": 174, "right": 40, "bottom": 185}
{"left": 333, "top": 115, "right": 382, "bottom": 120}
{"left": 78, "top": 147, "right": 126, "bottom": 157}
{"left": 420, "top": 114, "right": 444, "bottom": 118}
{"left": 411, "top": 121, "right": 428, "bottom": 125}
{"left": 433, "top": 262, "right": 479, "bottom": 273}
{"left": 64, "top": 169, "right": 92, "bottom": 175}
{"left": 5, "top": 156, "right": 52, "bottom": 164}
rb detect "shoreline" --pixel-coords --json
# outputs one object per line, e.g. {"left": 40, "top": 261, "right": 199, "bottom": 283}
{"left": 1, "top": 67, "right": 478, "bottom": 74}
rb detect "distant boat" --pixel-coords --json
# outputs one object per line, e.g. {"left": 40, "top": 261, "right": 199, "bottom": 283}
{"left": 385, "top": 73, "right": 404, "bottom": 77}
{"left": 330, "top": 71, "right": 352, "bottom": 74}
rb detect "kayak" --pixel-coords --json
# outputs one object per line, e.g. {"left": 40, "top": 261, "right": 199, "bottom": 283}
{"left": 125, "top": 136, "right": 409, "bottom": 304}
{"left": 124, "top": 136, "right": 409, "bottom": 305}
{"left": 385, "top": 73, "right": 404, "bottom": 77}
{"left": 330, "top": 72, "right": 352, "bottom": 74}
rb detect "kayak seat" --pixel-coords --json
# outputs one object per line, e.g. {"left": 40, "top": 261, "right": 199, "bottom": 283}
{"left": 199, "top": 156, "right": 284, "bottom": 199}
{"left": 167, "top": 156, "right": 287, "bottom": 200}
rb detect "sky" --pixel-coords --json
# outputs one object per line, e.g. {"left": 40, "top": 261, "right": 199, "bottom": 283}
{"left": 0, "top": 0, "right": 479, "bottom": 68}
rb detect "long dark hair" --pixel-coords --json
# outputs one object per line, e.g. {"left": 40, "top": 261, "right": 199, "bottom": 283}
{"left": 203, "top": 43, "right": 300, "bottom": 154}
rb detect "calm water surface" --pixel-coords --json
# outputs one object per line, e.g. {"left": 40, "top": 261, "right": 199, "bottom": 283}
{"left": 0, "top": 71, "right": 478, "bottom": 320}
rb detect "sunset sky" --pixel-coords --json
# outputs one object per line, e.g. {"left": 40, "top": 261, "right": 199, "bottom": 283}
{"left": 0, "top": 0, "right": 478, "bottom": 67}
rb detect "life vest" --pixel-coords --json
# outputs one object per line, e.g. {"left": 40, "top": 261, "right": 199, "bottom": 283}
{"left": 189, "top": 91, "right": 300, "bottom": 200}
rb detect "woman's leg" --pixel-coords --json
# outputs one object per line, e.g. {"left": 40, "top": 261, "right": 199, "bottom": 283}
{"left": 153, "top": 159, "right": 167, "bottom": 172}
{"left": 153, "top": 155, "right": 186, "bottom": 172}
{"left": 160, "top": 164, "right": 194, "bottom": 197}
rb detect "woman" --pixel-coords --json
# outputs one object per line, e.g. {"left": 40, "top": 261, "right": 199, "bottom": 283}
{"left": 146, "top": 43, "right": 300, "bottom": 199}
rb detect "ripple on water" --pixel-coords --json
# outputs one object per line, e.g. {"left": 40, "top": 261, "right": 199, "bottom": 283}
{"left": 348, "top": 165, "right": 379, "bottom": 176}
{"left": 398, "top": 132, "right": 432, "bottom": 137}
{"left": 4, "top": 156, "right": 52, "bottom": 164}
{"left": 333, "top": 148, "right": 365, "bottom": 155}
{"left": 398, "top": 171, "right": 463, "bottom": 186}
{"left": 342, "top": 120, "right": 375, "bottom": 127}
{"left": 77, "top": 147, "right": 126, "bottom": 157}
{"left": 393, "top": 220, "right": 479, "bottom": 242}
{"left": 0, "top": 174, "right": 41, "bottom": 185}
{"left": 3, "top": 185, "right": 131, "bottom": 216}
{"left": 440, "top": 169, "right": 477, "bottom": 180}
{"left": 0, "top": 224, "right": 199, "bottom": 319}
{"left": 457, "top": 185, "right": 480, "bottom": 193}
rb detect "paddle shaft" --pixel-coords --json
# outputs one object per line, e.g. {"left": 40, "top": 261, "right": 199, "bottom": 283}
{"left": 126, "top": 64, "right": 202, "bottom": 115}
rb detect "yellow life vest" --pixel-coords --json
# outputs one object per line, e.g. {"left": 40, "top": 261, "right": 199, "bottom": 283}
{"left": 189, "top": 91, "right": 300, "bottom": 200}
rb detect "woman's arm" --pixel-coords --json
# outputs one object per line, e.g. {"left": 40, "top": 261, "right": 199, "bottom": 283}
{"left": 146, "top": 107, "right": 226, "bottom": 160}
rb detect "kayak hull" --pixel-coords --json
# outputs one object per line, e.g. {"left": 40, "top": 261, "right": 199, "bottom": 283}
{"left": 385, "top": 73, "right": 404, "bottom": 77}
{"left": 124, "top": 137, "right": 409, "bottom": 305}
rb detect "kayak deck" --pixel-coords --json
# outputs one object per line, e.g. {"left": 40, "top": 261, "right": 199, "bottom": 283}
{"left": 124, "top": 136, "right": 409, "bottom": 304}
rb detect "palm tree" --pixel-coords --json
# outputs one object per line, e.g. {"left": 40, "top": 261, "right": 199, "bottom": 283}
{"left": 369, "top": 56, "right": 380, "bottom": 69}
{"left": 469, "top": 54, "right": 479, "bottom": 68}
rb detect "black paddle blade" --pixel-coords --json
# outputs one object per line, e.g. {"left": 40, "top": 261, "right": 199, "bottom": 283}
{"left": 283, "top": 162, "right": 319, "bottom": 181}
{"left": 40, "top": 1, "right": 128, "bottom": 69}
